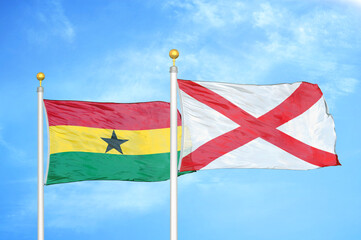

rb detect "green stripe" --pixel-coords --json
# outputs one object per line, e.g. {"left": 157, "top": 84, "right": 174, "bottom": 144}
{"left": 46, "top": 152, "right": 192, "bottom": 185}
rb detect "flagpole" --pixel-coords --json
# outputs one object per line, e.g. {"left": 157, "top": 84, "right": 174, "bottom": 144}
{"left": 37, "top": 72, "right": 45, "bottom": 240}
{"left": 169, "top": 49, "right": 179, "bottom": 240}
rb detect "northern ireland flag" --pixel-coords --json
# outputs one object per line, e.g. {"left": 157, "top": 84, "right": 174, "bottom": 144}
{"left": 177, "top": 79, "right": 340, "bottom": 172}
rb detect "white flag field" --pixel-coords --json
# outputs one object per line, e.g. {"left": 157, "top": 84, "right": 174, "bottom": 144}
{"left": 177, "top": 79, "right": 340, "bottom": 172}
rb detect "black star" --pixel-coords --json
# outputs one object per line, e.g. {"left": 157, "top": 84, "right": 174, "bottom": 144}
{"left": 101, "top": 130, "right": 128, "bottom": 154}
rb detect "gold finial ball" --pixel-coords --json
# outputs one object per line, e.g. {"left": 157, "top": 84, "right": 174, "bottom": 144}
{"left": 169, "top": 49, "right": 179, "bottom": 60}
{"left": 36, "top": 72, "right": 45, "bottom": 81}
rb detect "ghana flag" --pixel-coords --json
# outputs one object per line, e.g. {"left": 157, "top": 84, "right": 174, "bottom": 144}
{"left": 44, "top": 99, "right": 182, "bottom": 185}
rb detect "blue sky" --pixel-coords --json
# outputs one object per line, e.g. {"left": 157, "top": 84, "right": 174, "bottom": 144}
{"left": 1, "top": 0, "right": 361, "bottom": 239}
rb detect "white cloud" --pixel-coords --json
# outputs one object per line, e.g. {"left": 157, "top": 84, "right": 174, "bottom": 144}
{"left": 248, "top": 3, "right": 361, "bottom": 107}
{"left": 338, "top": 78, "right": 359, "bottom": 93}
{"left": 29, "top": 0, "right": 75, "bottom": 43}
{"left": 0, "top": 126, "right": 26, "bottom": 161}
{"left": 91, "top": 48, "right": 172, "bottom": 103}
{"left": 333, "top": 0, "right": 361, "bottom": 7}
{"left": 44, "top": 181, "right": 168, "bottom": 229}
{"left": 44, "top": 0, "right": 356, "bottom": 107}
{"left": 253, "top": 2, "right": 284, "bottom": 28}
{"left": 44, "top": 45, "right": 176, "bottom": 103}
{"left": 88, "top": 0, "right": 360, "bottom": 107}
{"left": 165, "top": 0, "right": 246, "bottom": 28}
{"left": 7, "top": 181, "right": 169, "bottom": 231}
{"left": 321, "top": 77, "right": 359, "bottom": 108}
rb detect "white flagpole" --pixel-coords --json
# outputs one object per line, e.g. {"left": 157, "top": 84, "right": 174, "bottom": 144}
{"left": 37, "top": 72, "right": 45, "bottom": 240}
{"left": 169, "top": 49, "right": 179, "bottom": 240}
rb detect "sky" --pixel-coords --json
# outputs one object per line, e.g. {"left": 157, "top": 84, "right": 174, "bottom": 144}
{"left": 1, "top": 0, "right": 361, "bottom": 239}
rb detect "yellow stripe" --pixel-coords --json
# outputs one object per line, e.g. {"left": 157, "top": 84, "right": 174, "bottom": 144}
{"left": 49, "top": 125, "right": 182, "bottom": 155}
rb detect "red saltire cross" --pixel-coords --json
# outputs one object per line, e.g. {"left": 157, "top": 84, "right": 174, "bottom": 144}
{"left": 178, "top": 80, "right": 340, "bottom": 172}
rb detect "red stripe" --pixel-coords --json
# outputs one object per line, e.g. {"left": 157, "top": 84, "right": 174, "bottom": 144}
{"left": 44, "top": 100, "right": 181, "bottom": 130}
{"left": 178, "top": 80, "right": 339, "bottom": 171}
{"left": 258, "top": 82, "right": 323, "bottom": 127}
{"left": 180, "top": 127, "right": 258, "bottom": 171}
{"left": 178, "top": 80, "right": 252, "bottom": 126}
{"left": 261, "top": 129, "right": 340, "bottom": 167}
